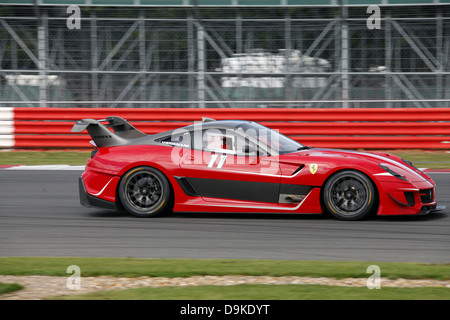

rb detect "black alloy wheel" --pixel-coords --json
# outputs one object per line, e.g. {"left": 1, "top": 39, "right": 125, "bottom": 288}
{"left": 323, "top": 170, "right": 376, "bottom": 221}
{"left": 119, "top": 166, "right": 171, "bottom": 217}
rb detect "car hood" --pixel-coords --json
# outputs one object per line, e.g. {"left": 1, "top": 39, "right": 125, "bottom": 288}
{"left": 285, "top": 148, "right": 433, "bottom": 184}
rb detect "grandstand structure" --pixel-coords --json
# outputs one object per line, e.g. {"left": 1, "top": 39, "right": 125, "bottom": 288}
{"left": 0, "top": 0, "right": 449, "bottom": 108}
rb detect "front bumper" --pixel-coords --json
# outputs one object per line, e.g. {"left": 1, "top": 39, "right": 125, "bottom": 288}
{"left": 376, "top": 176, "right": 447, "bottom": 215}
{"left": 79, "top": 176, "right": 117, "bottom": 211}
{"left": 418, "top": 205, "right": 446, "bottom": 215}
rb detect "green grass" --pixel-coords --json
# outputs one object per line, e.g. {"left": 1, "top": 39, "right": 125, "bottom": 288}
{"left": 0, "top": 151, "right": 90, "bottom": 166}
{"left": 0, "top": 150, "right": 449, "bottom": 168}
{"left": 382, "top": 150, "right": 450, "bottom": 169}
{"left": 2, "top": 258, "right": 448, "bottom": 300}
{"left": 0, "top": 282, "right": 24, "bottom": 295}
{"left": 51, "top": 284, "right": 450, "bottom": 300}
{"left": 1, "top": 257, "right": 449, "bottom": 280}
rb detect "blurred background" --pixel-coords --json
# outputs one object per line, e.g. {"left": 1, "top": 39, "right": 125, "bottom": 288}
{"left": 0, "top": 0, "right": 449, "bottom": 109}
{"left": 0, "top": 2, "right": 450, "bottom": 286}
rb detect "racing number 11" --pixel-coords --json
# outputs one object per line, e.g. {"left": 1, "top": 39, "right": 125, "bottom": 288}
{"left": 208, "top": 154, "right": 227, "bottom": 169}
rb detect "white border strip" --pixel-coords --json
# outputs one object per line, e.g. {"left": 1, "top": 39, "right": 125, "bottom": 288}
{"left": 0, "top": 107, "right": 13, "bottom": 121}
{"left": 0, "top": 121, "right": 14, "bottom": 134}
{"left": 0, "top": 135, "right": 14, "bottom": 148}
{"left": 0, "top": 108, "right": 14, "bottom": 148}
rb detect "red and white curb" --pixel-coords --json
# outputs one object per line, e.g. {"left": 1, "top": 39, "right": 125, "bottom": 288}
{"left": 419, "top": 168, "right": 450, "bottom": 173}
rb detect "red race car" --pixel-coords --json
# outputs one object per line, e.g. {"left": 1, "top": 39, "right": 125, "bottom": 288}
{"left": 72, "top": 116, "right": 445, "bottom": 220}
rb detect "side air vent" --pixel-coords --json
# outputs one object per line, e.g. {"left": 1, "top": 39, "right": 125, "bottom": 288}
{"left": 404, "top": 192, "right": 415, "bottom": 206}
{"left": 175, "top": 177, "right": 199, "bottom": 197}
{"left": 291, "top": 165, "right": 305, "bottom": 176}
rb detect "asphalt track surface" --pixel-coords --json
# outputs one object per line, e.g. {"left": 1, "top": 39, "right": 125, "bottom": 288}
{"left": 0, "top": 170, "right": 449, "bottom": 263}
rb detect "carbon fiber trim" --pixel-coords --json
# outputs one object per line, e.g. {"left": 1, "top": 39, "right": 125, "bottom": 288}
{"left": 184, "top": 177, "right": 314, "bottom": 204}
{"left": 79, "top": 176, "right": 117, "bottom": 211}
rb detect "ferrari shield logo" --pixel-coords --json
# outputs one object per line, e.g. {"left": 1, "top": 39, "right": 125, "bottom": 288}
{"left": 309, "top": 164, "right": 318, "bottom": 174}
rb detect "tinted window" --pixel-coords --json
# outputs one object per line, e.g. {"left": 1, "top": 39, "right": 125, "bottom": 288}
{"left": 235, "top": 122, "right": 304, "bottom": 155}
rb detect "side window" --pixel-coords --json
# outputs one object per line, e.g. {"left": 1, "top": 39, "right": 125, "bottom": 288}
{"left": 235, "top": 134, "right": 259, "bottom": 156}
{"left": 202, "top": 130, "right": 236, "bottom": 154}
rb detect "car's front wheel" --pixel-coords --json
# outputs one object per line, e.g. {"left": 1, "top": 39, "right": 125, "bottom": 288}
{"left": 323, "top": 170, "right": 376, "bottom": 221}
{"left": 119, "top": 166, "right": 172, "bottom": 217}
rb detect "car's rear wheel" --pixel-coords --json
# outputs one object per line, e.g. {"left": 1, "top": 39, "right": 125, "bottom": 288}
{"left": 323, "top": 170, "right": 376, "bottom": 221}
{"left": 119, "top": 166, "right": 171, "bottom": 217}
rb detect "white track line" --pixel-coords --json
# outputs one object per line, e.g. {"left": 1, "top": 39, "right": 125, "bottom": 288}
{"left": 4, "top": 165, "right": 85, "bottom": 170}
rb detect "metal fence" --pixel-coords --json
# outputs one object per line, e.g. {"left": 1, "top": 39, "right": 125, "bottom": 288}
{"left": 0, "top": 4, "right": 449, "bottom": 108}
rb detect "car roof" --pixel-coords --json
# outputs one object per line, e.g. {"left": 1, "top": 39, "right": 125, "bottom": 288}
{"left": 146, "top": 119, "right": 268, "bottom": 144}
{"left": 183, "top": 119, "right": 255, "bottom": 131}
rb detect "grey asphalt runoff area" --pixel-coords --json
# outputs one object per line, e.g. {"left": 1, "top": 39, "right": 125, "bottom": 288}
{"left": 0, "top": 170, "right": 449, "bottom": 263}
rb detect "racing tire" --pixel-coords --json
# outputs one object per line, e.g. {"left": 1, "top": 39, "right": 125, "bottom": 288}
{"left": 119, "top": 166, "right": 172, "bottom": 218}
{"left": 323, "top": 170, "right": 376, "bottom": 221}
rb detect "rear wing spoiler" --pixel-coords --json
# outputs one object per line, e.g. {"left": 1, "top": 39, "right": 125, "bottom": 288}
{"left": 71, "top": 116, "right": 147, "bottom": 148}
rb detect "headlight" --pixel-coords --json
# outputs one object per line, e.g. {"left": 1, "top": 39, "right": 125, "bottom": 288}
{"left": 379, "top": 164, "right": 408, "bottom": 181}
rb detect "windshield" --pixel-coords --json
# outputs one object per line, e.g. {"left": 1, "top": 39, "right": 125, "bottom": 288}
{"left": 234, "top": 122, "right": 306, "bottom": 155}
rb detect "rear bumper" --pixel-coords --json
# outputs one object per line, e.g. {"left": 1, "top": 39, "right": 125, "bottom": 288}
{"left": 79, "top": 176, "right": 117, "bottom": 211}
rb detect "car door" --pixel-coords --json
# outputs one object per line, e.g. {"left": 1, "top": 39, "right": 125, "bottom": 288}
{"left": 179, "top": 128, "right": 281, "bottom": 204}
